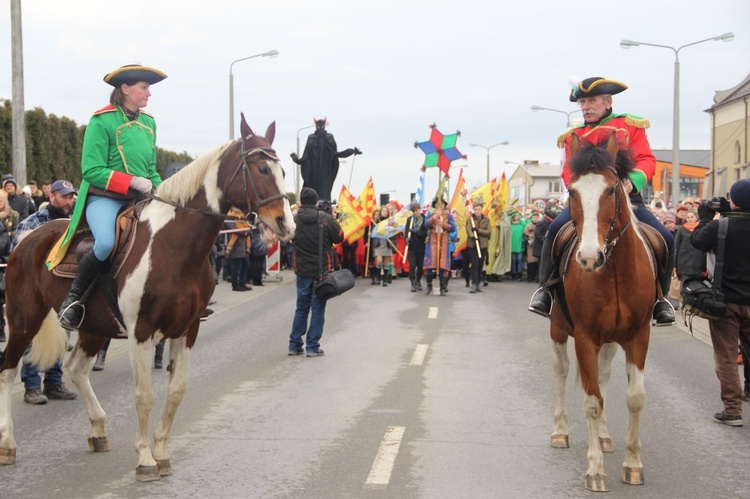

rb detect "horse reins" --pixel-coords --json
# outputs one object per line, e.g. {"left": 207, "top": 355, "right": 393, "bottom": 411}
{"left": 601, "top": 166, "right": 631, "bottom": 258}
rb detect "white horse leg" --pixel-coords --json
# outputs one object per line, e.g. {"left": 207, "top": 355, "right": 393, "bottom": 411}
{"left": 551, "top": 340, "right": 570, "bottom": 448}
{"left": 583, "top": 392, "right": 608, "bottom": 491}
{"left": 152, "top": 335, "right": 191, "bottom": 476}
{"left": 0, "top": 367, "right": 19, "bottom": 464}
{"left": 597, "top": 342, "right": 618, "bottom": 453}
{"left": 65, "top": 344, "right": 109, "bottom": 452}
{"left": 130, "top": 337, "right": 159, "bottom": 481}
{"left": 622, "top": 361, "right": 645, "bottom": 485}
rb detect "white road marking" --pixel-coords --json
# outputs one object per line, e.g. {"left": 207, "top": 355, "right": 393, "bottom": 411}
{"left": 409, "top": 344, "right": 429, "bottom": 366}
{"left": 365, "top": 426, "right": 406, "bottom": 488}
{"left": 428, "top": 307, "right": 438, "bottom": 319}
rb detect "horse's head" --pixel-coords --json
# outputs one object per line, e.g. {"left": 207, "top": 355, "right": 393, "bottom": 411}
{"left": 221, "top": 113, "right": 295, "bottom": 241}
{"left": 567, "top": 133, "right": 634, "bottom": 272}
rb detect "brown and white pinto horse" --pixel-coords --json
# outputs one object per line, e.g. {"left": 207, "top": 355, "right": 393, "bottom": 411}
{"left": 549, "top": 134, "right": 655, "bottom": 492}
{"left": 0, "top": 114, "right": 294, "bottom": 481}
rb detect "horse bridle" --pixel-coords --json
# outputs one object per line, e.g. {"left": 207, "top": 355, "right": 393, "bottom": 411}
{"left": 575, "top": 165, "right": 631, "bottom": 259}
{"left": 148, "top": 144, "right": 288, "bottom": 221}
{"left": 223, "top": 145, "right": 289, "bottom": 221}
{"left": 600, "top": 166, "right": 631, "bottom": 258}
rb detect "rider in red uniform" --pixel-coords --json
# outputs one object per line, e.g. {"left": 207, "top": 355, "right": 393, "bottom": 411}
{"left": 529, "top": 77, "right": 676, "bottom": 326}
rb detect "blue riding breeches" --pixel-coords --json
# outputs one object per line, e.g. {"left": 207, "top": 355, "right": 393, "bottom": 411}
{"left": 545, "top": 205, "right": 674, "bottom": 255}
{"left": 85, "top": 194, "right": 127, "bottom": 261}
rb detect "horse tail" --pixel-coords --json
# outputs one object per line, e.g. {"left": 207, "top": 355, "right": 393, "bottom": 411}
{"left": 25, "top": 310, "right": 68, "bottom": 372}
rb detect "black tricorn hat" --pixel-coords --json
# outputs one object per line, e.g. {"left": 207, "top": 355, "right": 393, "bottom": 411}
{"left": 103, "top": 65, "right": 167, "bottom": 87}
{"left": 569, "top": 77, "right": 627, "bottom": 102}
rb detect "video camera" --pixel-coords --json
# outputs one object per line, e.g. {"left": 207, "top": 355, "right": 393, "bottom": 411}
{"left": 318, "top": 200, "right": 338, "bottom": 217}
{"left": 708, "top": 196, "right": 731, "bottom": 214}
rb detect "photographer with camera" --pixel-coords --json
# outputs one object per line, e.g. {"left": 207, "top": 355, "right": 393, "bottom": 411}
{"left": 287, "top": 188, "right": 343, "bottom": 357}
{"left": 690, "top": 180, "right": 750, "bottom": 426}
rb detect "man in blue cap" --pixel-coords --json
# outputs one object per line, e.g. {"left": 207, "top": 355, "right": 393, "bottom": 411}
{"left": 11, "top": 179, "right": 79, "bottom": 404}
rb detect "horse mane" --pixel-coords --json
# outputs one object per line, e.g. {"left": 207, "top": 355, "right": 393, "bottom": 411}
{"left": 569, "top": 139, "right": 635, "bottom": 180}
{"left": 156, "top": 141, "right": 234, "bottom": 205}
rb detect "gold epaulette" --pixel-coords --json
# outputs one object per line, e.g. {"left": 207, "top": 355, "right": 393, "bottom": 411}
{"left": 624, "top": 115, "right": 650, "bottom": 129}
{"left": 557, "top": 129, "right": 575, "bottom": 148}
{"left": 139, "top": 109, "right": 153, "bottom": 118}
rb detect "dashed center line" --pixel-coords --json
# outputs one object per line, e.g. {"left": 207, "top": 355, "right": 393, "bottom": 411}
{"left": 365, "top": 426, "right": 406, "bottom": 488}
{"left": 428, "top": 307, "right": 438, "bottom": 319}
{"left": 409, "top": 344, "right": 428, "bottom": 366}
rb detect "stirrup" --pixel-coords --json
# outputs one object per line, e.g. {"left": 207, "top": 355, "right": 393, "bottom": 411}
{"left": 651, "top": 299, "right": 676, "bottom": 327}
{"left": 58, "top": 301, "right": 85, "bottom": 331}
{"left": 528, "top": 287, "right": 553, "bottom": 318}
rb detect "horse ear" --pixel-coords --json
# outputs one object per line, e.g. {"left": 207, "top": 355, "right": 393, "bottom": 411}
{"left": 569, "top": 134, "right": 581, "bottom": 156}
{"left": 265, "top": 121, "right": 276, "bottom": 145}
{"left": 240, "top": 113, "right": 254, "bottom": 139}
{"left": 605, "top": 132, "right": 618, "bottom": 161}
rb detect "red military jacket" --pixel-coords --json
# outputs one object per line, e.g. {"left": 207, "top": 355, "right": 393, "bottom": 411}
{"left": 558, "top": 112, "right": 655, "bottom": 194}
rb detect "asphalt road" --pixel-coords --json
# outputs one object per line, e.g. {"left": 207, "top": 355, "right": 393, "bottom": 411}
{"left": 2, "top": 270, "right": 749, "bottom": 498}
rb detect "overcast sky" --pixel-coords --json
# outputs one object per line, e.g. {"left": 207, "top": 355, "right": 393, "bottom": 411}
{"left": 2, "top": 0, "right": 749, "bottom": 203}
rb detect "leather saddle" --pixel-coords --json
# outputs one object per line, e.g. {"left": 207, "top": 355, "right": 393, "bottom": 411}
{"left": 52, "top": 200, "right": 148, "bottom": 279}
{"left": 547, "top": 220, "right": 668, "bottom": 328}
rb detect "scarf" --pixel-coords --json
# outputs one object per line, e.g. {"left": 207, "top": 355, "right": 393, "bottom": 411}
{"left": 682, "top": 221, "right": 699, "bottom": 233}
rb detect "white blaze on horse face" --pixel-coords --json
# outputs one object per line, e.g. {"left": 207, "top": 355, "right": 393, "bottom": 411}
{"left": 572, "top": 174, "right": 608, "bottom": 267}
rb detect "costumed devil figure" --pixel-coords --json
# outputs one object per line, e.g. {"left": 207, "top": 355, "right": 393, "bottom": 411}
{"left": 291, "top": 118, "right": 361, "bottom": 202}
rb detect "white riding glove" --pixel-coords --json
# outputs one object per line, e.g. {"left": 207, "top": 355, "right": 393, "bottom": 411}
{"left": 129, "top": 176, "right": 153, "bottom": 193}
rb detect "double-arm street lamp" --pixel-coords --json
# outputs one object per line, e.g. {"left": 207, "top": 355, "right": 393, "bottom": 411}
{"left": 620, "top": 33, "right": 734, "bottom": 205}
{"left": 469, "top": 141, "right": 509, "bottom": 183}
{"left": 229, "top": 49, "right": 279, "bottom": 140}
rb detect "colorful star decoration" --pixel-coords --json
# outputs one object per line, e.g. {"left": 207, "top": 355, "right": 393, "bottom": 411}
{"left": 414, "top": 124, "right": 467, "bottom": 175}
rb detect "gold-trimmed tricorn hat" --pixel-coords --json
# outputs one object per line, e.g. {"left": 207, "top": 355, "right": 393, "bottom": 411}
{"left": 103, "top": 65, "right": 167, "bottom": 87}
{"left": 569, "top": 77, "right": 627, "bottom": 102}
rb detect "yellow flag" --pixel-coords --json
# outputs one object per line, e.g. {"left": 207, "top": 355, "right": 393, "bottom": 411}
{"left": 448, "top": 170, "right": 469, "bottom": 256}
{"left": 349, "top": 177, "right": 376, "bottom": 243}
{"left": 488, "top": 173, "right": 509, "bottom": 227}
{"left": 470, "top": 179, "right": 495, "bottom": 218}
{"left": 337, "top": 185, "right": 367, "bottom": 243}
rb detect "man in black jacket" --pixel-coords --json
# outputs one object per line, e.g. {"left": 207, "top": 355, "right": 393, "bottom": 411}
{"left": 288, "top": 188, "right": 344, "bottom": 357}
{"left": 691, "top": 179, "right": 750, "bottom": 427}
{"left": 405, "top": 202, "right": 428, "bottom": 292}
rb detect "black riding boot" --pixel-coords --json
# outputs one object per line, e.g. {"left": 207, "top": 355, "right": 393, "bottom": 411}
{"left": 58, "top": 249, "right": 106, "bottom": 331}
{"left": 416, "top": 276, "right": 423, "bottom": 291}
{"left": 371, "top": 267, "right": 380, "bottom": 285}
{"left": 482, "top": 270, "right": 488, "bottom": 287}
{"left": 381, "top": 267, "right": 389, "bottom": 287}
{"left": 653, "top": 253, "right": 676, "bottom": 326}
{"left": 410, "top": 278, "right": 417, "bottom": 292}
{"left": 424, "top": 274, "right": 433, "bottom": 295}
{"left": 528, "top": 238, "right": 553, "bottom": 317}
{"left": 92, "top": 348, "right": 107, "bottom": 372}
{"left": 439, "top": 276, "right": 448, "bottom": 296}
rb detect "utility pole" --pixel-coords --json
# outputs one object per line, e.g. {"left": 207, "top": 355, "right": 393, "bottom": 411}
{"left": 10, "top": 0, "right": 27, "bottom": 184}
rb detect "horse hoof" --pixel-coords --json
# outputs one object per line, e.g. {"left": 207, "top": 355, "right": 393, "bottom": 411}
{"left": 551, "top": 434, "right": 569, "bottom": 448}
{"left": 0, "top": 447, "right": 16, "bottom": 465}
{"left": 600, "top": 437, "right": 613, "bottom": 453}
{"left": 584, "top": 474, "right": 609, "bottom": 492}
{"left": 157, "top": 459, "right": 172, "bottom": 476}
{"left": 622, "top": 466, "right": 644, "bottom": 485}
{"left": 136, "top": 465, "right": 161, "bottom": 482}
{"left": 88, "top": 436, "right": 111, "bottom": 452}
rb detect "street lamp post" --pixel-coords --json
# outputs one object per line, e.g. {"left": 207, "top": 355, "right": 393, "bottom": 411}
{"left": 469, "top": 141, "right": 509, "bottom": 183}
{"left": 229, "top": 49, "right": 279, "bottom": 140}
{"left": 530, "top": 105, "right": 581, "bottom": 128}
{"left": 620, "top": 32, "right": 734, "bottom": 205}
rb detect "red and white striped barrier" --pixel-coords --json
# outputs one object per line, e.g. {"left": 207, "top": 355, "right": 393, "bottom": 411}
{"left": 266, "top": 241, "right": 280, "bottom": 277}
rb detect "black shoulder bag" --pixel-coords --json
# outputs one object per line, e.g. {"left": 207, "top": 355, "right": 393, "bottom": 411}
{"left": 680, "top": 217, "right": 728, "bottom": 325}
{"left": 313, "top": 212, "right": 355, "bottom": 301}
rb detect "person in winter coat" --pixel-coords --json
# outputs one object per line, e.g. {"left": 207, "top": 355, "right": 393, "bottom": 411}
{"left": 288, "top": 188, "right": 343, "bottom": 357}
